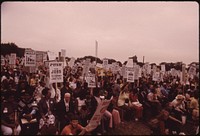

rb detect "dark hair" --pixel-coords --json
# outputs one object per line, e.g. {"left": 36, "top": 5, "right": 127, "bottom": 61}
{"left": 42, "top": 87, "right": 50, "bottom": 96}
{"left": 125, "top": 98, "right": 129, "bottom": 103}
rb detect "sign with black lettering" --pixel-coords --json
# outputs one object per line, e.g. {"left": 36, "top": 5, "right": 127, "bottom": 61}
{"left": 49, "top": 62, "right": 63, "bottom": 83}
{"left": 25, "top": 49, "right": 36, "bottom": 67}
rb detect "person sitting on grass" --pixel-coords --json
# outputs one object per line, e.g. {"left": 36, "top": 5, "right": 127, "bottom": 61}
{"left": 61, "top": 114, "right": 88, "bottom": 135}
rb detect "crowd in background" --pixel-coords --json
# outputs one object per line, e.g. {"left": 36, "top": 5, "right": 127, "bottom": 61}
{"left": 1, "top": 57, "right": 199, "bottom": 135}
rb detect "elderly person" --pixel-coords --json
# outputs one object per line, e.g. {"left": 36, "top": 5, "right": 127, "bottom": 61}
{"left": 56, "top": 93, "right": 75, "bottom": 131}
{"left": 171, "top": 94, "right": 186, "bottom": 121}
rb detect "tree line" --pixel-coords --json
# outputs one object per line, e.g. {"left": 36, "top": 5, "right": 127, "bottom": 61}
{"left": 1, "top": 42, "right": 199, "bottom": 71}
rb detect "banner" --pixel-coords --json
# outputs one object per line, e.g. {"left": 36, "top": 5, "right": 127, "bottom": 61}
{"left": 86, "top": 74, "right": 96, "bottom": 88}
{"left": 152, "top": 72, "right": 160, "bottom": 81}
{"left": 68, "top": 57, "right": 76, "bottom": 68}
{"left": 61, "top": 49, "right": 66, "bottom": 57}
{"left": 47, "top": 51, "right": 57, "bottom": 61}
{"left": 126, "top": 58, "right": 133, "bottom": 67}
{"left": 182, "top": 64, "right": 186, "bottom": 84}
{"left": 103, "top": 58, "right": 108, "bottom": 69}
{"left": 9, "top": 53, "right": 16, "bottom": 65}
{"left": 1, "top": 57, "right": 5, "bottom": 66}
{"left": 25, "top": 49, "right": 36, "bottom": 67}
{"left": 188, "top": 64, "right": 196, "bottom": 76}
{"left": 161, "top": 64, "right": 166, "bottom": 72}
{"left": 134, "top": 65, "right": 140, "bottom": 80}
{"left": 49, "top": 62, "right": 63, "bottom": 83}
{"left": 127, "top": 69, "right": 135, "bottom": 82}
{"left": 85, "top": 97, "right": 112, "bottom": 132}
{"left": 36, "top": 51, "right": 43, "bottom": 62}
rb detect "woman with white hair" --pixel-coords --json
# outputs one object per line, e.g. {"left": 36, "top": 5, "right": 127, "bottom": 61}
{"left": 171, "top": 94, "right": 186, "bottom": 122}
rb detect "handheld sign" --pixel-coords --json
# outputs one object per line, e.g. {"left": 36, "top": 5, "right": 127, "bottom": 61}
{"left": 49, "top": 62, "right": 63, "bottom": 83}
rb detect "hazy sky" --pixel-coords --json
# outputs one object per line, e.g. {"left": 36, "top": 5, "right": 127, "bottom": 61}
{"left": 1, "top": 1, "right": 199, "bottom": 65}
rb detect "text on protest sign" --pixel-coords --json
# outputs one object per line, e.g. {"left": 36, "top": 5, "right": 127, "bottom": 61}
{"left": 1, "top": 58, "right": 5, "bottom": 66}
{"left": 49, "top": 62, "right": 63, "bottom": 83}
{"left": 126, "top": 68, "right": 135, "bottom": 82}
{"left": 86, "top": 74, "right": 96, "bottom": 88}
{"left": 25, "top": 50, "right": 36, "bottom": 67}
{"left": 85, "top": 97, "right": 112, "bottom": 132}
{"left": 9, "top": 53, "right": 16, "bottom": 65}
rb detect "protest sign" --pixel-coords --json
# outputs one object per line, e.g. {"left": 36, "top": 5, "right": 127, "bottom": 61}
{"left": 86, "top": 74, "right": 96, "bottom": 88}
{"left": 1, "top": 57, "right": 5, "bottom": 66}
{"left": 103, "top": 58, "right": 108, "bottom": 69}
{"left": 9, "top": 53, "right": 16, "bottom": 65}
{"left": 127, "top": 69, "right": 135, "bottom": 82}
{"left": 188, "top": 64, "right": 196, "bottom": 77}
{"left": 134, "top": 65, "right": 140, "bottom": 80}
{"left": 152, "top": 72, "right": 160, "bottom": 81}
{"left": 85, "top": 97, "right": 112, "bottom": 132}
{"left": 161, "top": 64, "right": 166, "bottom": 72}
{"left": 49, "top": 62, "right": 63, "bottom": 83}
{"left": 25, "top": 49, "right": 36, "bottom": 67}
{"left": 47, "top": 51, "right": 57, "bottom": 61}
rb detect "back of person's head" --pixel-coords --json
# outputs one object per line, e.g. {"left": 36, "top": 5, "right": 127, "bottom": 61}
{"left": 42, "top": 87, "right": 50, "bottom": 96}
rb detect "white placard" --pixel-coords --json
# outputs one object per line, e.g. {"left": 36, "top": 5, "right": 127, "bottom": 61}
{"left": 9, "top": 53, "right": 16, "bottom": 65}
{"left": 61, "top": 49, "right": 66, "bottom": 57}
{"left": 86, "top": 74, "right": 96, "bottom": 88}
{"left": 1, "top": 57, "right": 5, "bottom": 66}
{"left": 49, "top": 62, "right": 63, "bottom": 83}
{"left": 25, "top": 50, "right": 36, "bottom": 67}
{"left": 127, "top": 70, "right": 135, "bottom": 82}
{"left": 152, "top": 72, "right": 160, "bottom": 81}
{"left": 85, "top": 97, "right": 112, "bottom": 132}
{"left": 103, "top": 58, "right": 108, "bottom": 69}
{"left": 47, "top": 51, "right": 57, "bottom": 61}
{"left": 161, "top": 64, "right": 166, "bottom": 72}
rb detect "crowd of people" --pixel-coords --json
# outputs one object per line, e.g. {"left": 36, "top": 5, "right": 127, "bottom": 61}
{"left": 1, "top": 57, "right": 199, "bottom": 135}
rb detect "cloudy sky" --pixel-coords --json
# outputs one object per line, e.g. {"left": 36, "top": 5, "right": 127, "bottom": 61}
{"left": 1, "top": 1, "right": 199, "bottom": 65}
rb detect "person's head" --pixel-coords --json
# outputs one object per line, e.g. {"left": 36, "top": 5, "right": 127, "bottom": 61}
{"left": 70, "top": 115, "right": 79, "bottom": 128}
{"left": 175, "top": 94, "right": 185, "bottom": 102}
{"left": 21, "top": 87, "right": 33, "bottom": 102}
{"left": 42, "top": 87, "right": 51, "bottom": 99}
{"left": 64, "top": 93, "right": 71, "bottom": 102}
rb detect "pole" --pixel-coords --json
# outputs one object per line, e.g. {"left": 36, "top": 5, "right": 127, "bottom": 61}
{"left": 95, "top": 40, "right": 98, "bottom": 65}
{"left": 143, "top": 56, "right": 145, "bottom": 64}
{"left": 95, "top": 41, "right": 98, "bottom": 88}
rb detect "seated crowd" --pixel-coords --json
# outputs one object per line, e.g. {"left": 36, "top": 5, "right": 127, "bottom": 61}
{"left": 1, "top": 65, "right": 199, "bottom": 135}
